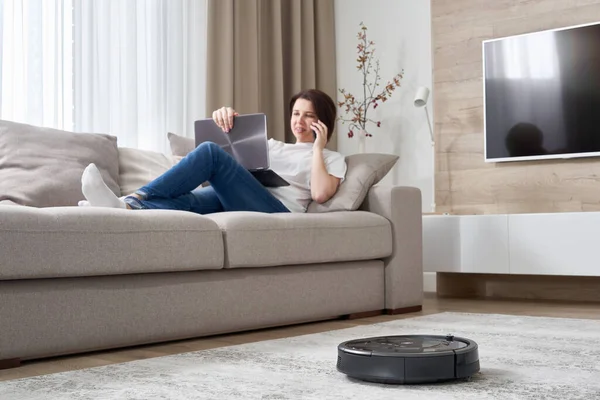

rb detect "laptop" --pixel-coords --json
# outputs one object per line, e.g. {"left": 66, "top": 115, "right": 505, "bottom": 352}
{"left": 194, "top": 113, "right": 289, "bottom": 187}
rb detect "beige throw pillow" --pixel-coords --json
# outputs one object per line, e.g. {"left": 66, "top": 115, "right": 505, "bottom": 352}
{"left": 168, "top": 132, "right": 195, "bottom": 156}
{"left": 307, "top": 153, "right": 399, "bottom": 213}
{"left": 0, "top": 120, "right": 120, "bottom": 207}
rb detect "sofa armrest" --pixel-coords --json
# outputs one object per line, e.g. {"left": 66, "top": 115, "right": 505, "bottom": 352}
{"left": 360, "top": 185, "right": 423, "bottom": 312}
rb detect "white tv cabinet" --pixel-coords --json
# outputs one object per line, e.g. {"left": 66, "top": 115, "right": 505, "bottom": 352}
{"left": 423, "top": 212, "right": 600, "bottom": 277}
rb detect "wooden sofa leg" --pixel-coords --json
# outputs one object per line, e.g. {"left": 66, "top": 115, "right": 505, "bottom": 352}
{"left": 0, "top": 358, "right": 21, "bottom": 370}
{"left": 341, "top": 310, "right": 384, "bottom": 320}
{"left": 386, "top": 305, "right": 422, "bottom": 315}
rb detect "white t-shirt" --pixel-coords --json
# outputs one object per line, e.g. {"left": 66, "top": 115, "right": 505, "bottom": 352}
{"left": 266, "top": 139, "right": 347, "bottom": 213}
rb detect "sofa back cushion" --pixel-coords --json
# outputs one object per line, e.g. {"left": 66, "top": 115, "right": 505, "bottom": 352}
{"left": 118, "top": 147, "right": 183, "bottom": 196}
{"left": 0, "top": 120, "right": 120, "bottom": 207}
{"left": 165, "top": 131, "right": 398, "bottom": 212}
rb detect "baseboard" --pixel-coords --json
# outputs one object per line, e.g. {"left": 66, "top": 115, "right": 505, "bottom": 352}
{"left": 423, "top": 272, "right": 437, "bottom": 293}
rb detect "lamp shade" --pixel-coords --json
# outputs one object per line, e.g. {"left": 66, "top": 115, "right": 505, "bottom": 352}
{"left": 414, "top": 86, "right": 430, "bottom": 107}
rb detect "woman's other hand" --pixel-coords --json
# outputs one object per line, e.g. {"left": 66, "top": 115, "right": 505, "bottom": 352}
{"left": 212, "top": 107, "right": 239, "bottom": 132}
{"left": 311, "top": 120, "right": 328, "bottom": 150}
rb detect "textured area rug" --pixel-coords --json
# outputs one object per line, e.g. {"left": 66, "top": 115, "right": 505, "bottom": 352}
{"left": 2, "top": 312, "right": 600, "bottom": 399}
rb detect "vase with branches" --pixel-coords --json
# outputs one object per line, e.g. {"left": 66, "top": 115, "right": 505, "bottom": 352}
{"left": 337, "top": 22, "right": 404, "bottom": 152}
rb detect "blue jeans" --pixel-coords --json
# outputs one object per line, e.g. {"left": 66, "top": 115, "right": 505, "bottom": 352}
{"left": 124, "top": 142, "right": 290, "bottom": 214}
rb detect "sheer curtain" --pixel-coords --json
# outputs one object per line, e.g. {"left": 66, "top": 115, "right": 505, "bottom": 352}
{"left": 0, "top": 0, "right": 206, "bottom": 154}
{"left": 73, "top": 0, "right": 207, "bottom": 153}
{"left": 0, "top": 0, "right": 73, "bottom": 129}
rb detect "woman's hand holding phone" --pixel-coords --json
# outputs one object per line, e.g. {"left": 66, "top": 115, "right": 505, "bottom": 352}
{"left": 311, "top": 120, "right": 328, "bottom": 150}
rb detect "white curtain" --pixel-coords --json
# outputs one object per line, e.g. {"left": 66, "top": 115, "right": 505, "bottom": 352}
{"left": 0, "top": 0, "right": 73, "bottom": 129}
{"left": 73, "top": 0, "right": 207, "bottom": 153}
{"left": 0, "top": 0, "right": 206, "bottom": 154}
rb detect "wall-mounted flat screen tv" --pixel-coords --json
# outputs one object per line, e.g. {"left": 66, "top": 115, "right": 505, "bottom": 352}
{"left": 483, "top": 21, "right": 600, "bottom": 162}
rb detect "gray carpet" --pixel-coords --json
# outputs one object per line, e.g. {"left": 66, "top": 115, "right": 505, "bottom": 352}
{"left": 1, "top": 312, "right": 600, "bottom": 399}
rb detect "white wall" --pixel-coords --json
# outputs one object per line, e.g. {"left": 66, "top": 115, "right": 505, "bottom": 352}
{"left": 334, "top": 0, "right": 434, "bottom": 212}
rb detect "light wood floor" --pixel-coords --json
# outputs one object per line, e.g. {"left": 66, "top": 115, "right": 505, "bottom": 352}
{"left": 2, "top": 294, "right": 599, "bottom": 382}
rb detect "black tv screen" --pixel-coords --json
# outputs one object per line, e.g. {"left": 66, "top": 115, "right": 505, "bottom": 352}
{"left": 483, "top": 22, "right": 600, "bottom": 162}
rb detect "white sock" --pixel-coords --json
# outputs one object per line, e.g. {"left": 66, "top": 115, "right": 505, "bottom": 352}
{"left": 81, "top": 163, "right": 126, "bottom": 209}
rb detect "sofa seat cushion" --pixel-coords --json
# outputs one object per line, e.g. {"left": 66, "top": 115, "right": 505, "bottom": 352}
{"left": 205, "top": 211, "right": 392, "bottom": 268}
{"left": 0, "top": 206, "right": 224, "bottom": 280}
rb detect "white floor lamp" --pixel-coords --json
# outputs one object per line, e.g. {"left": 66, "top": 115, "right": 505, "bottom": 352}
{"left": 414, "top": 86, "right": 436, "bottom": 212}
{"left": 414, "top": 86, "right": 434, "bottom": 145}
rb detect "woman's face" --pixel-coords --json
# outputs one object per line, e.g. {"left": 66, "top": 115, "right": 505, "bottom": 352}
{"left": 290, "top": 98, "right": 319, "bottom": 143}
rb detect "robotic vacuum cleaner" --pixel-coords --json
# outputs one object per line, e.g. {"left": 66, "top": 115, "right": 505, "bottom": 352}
{"left": 337, "top": 334, "right": 479, "bottom": 384}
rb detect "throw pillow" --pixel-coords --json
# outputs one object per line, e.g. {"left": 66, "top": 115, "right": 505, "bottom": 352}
{"left": 168, "top": 132, "right": 195, "bottom": 156}
{"left": 307, "top": 153, "right": 399, "bottom": 213}
{"left": 118, "top": 147, "right": 182, "bottom": 196}
{"left": 0, "top": 120, "right": 120, "bottom": 207}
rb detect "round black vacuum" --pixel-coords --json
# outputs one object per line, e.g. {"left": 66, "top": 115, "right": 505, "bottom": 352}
{"left": 337, "top": 334, "right": 480, "bottom": 384}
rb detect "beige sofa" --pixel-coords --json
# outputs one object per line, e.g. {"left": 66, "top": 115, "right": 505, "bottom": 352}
{"left": 0, "top": 121, "right": 423, "bottom": 369}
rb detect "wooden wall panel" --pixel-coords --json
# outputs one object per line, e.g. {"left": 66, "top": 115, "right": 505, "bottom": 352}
{"left": 432, "top": 0, "right": 600, "bottom": 214}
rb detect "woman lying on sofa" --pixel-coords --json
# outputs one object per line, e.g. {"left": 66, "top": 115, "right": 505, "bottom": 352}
{"left": 79, "top": 88, "right": 347, "bottom": 214}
